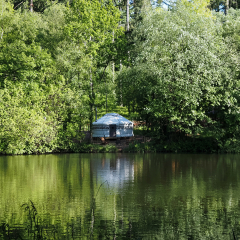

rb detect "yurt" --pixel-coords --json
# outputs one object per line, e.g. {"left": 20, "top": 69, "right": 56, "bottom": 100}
{"left": 92, "top": 113, "right": 133, "bottom": 138}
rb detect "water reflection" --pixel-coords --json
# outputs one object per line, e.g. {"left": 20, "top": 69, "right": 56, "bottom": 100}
{"left": 0, "top": 153, "right": 240, "bottom": 239}
{"left": 92, "top": 155, "right": 134, "bottom": 189}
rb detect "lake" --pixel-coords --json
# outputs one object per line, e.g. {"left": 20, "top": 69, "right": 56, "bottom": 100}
{"left": 0, "top": 153, "right": 240, "bottom": 239}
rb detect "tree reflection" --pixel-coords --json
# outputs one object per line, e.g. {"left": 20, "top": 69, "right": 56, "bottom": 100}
{"left": 1, "top": 153, "right": 240, "bottom": 239}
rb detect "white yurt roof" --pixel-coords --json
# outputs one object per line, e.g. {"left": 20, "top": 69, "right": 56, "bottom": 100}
{"left": 93, "top": 113, "right": 132, "bottom": 125}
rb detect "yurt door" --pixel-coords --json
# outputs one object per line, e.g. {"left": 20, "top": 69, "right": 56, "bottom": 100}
{"left": 109, "top": 124, "right": 116, "bottom": 137}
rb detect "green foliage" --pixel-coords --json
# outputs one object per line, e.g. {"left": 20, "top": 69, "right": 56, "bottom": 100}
{"left": 72, "top": 143, "right": 118, "bottom": 153}
{"left": 10, "top": 0, "right": 70, "bottom": 12}
{"left": 124, "top": 141, "right": 154, "bottom": 153}
{"left": 117, "top": 3, "right": 240, "bottom": 151}
{"left": 64, "top": 0, "right": 125, "bottom": 131}
{"left": 2, "top": 0, "right": 240, "bottom": 154}
{"left": 0, "top": 84, "right": 57, "bottom": 154}
{"left": 0, "top": 0, "right": 124, "bottom": 154}
{"left": 124, "top": 136, "right": 219, "bottom": 153}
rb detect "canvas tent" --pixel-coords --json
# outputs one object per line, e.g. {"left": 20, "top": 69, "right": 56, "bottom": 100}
{"left": 92, "top": 113, "right": 133, "bottom": 138}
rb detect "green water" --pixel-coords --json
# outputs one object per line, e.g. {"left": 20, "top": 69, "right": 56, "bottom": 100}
{"left": 0, "top": 153, "right": 240, "bottom": 239}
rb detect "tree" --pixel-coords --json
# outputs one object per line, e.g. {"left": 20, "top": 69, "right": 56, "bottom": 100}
{"left": 117, "top": 3, "right": 240, "bottom": 143}
{"left": 0, "top": 1, "right": 89, "bottom": 153}
{"left": 11, "top": 0, "right": 70, "bottom": 12}
{"left": 210, "top": 0, "right": 239, "bottom": 12}
{"left": 65, "top": 0, "right": 124, "bottom": 131}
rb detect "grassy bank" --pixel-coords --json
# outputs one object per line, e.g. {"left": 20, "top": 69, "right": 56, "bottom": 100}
{"left": 2, "top": 129, "right": 240, "bottom": 155}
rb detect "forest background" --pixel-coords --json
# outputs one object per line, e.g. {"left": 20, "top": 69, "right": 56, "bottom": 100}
{"left": 1, "top": 0, "right": 240, "bottom": 154}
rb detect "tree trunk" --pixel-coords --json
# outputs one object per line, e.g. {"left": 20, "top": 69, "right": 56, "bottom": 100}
{"left": 112, "top": 31, "right": 115, "bottom": 83}
{"left": 30, "top": 0, "right": 33, "bottom": 12}
{"left": 105, "top": 80, "right": 108, "bottom": 113}
{"left": 89, "top": 67, "right": 94, "bottom": 137}
{"left": 126, "top": 0, "right": 130, "bottom": 31}
{"left": 225, "top": 0, "right": 229, "bottom": 14}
